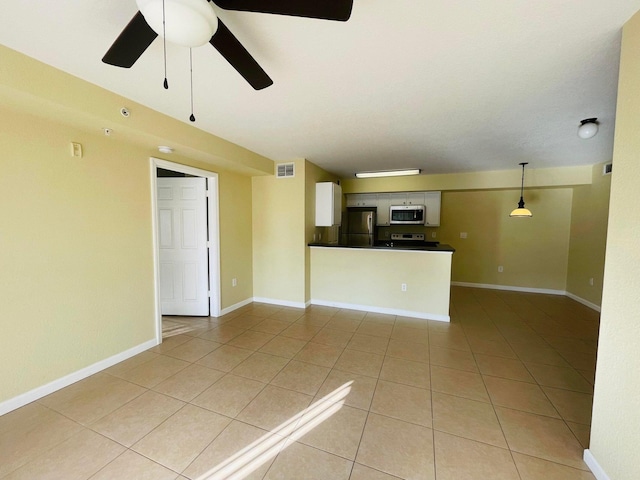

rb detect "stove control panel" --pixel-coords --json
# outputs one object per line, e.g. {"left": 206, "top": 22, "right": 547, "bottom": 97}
{"left": 391, "top": 233, "right": 425, "bottom": 241}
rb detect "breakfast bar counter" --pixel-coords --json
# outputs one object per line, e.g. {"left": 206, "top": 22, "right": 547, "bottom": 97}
{"left": 309, "top": 244, "right": 454, "bottom": 322}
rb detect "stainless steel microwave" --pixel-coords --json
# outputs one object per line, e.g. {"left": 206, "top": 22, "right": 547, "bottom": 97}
{"left": 390, "top": 205, "right": 426, "bottom": 224}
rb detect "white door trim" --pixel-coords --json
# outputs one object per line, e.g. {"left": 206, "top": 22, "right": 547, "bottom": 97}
{"left": 150, "top": 158, "right": 221, "bottom": 344}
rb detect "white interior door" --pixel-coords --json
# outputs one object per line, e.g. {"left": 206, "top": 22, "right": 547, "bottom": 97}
{"left": 157, "top": 177, "right": 209, "bottom": 316}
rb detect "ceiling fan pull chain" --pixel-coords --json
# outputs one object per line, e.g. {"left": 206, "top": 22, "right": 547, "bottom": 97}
{"left": 162, "top": 0, "right": 168, "bottom": 89}
{"left": 189, "top": 48, "right": 196, "bottom": 122}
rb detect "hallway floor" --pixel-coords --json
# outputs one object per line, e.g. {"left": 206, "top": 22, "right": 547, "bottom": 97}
{"left": 0, "top": 287, "right": 598, "bottom": 479}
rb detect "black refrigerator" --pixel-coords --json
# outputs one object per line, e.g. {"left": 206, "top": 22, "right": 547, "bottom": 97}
{"left": 343, "top": 207, "right": 377, "bottom": 246}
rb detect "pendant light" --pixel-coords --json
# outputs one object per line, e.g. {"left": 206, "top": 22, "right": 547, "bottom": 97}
{"left": 509, "top": 162, "right": 533, "bottom": 217}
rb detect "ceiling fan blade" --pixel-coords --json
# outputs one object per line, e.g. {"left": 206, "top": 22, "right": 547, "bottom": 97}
{"left": 102, "top": 11, "right": 158, "bottom": 68}
{"left": 209, "top": 19, "right": 273, "bottom": 90}
{"left": 212, "top": 0, "right": 353, "bottom": 21}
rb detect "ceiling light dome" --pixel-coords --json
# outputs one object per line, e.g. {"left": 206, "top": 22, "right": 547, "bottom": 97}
{"left": 136, "top": 0, "right": 218, "bottom": 47}
{"left": 578, "top": 118, "right": 599, "bottom": 139}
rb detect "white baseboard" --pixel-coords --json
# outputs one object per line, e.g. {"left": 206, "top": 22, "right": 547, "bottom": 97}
{"left": 252, "top": 297, "right": 310, "bottom": 309}
{"left": 584, "top": 449, "right": 610, "bottom": 480}
{"left": 310, "top": 299, "right": 450, "bottom": 322}
{"left": 565, "top": 292, "right": 601, "bottom": 312}
{"left": 218, "top": 297, "right": 254, "bottom": 316}
{"left": 451, "top": 282, "right": 602, "bottom": 312}
{"left": 451, "top": 281, "right": 566, "bottom": 296}
{"left": 0, "top": 338, "right": 158, "bottom": 417}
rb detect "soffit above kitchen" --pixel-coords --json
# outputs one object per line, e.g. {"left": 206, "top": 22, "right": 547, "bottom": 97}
{"left": 1, "top": 0, "right": 639, "bottom": 178}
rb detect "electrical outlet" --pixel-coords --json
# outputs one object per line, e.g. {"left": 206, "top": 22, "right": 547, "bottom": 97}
{"left": 401, "top": 283, "right": 407, "bottom": 292}
{"left": 313, "top": 233, "right": 316, "bottom": 242}
{"left": 431, "top": 232, "right": 437, "bottom": 238}
{"left": 460, "top": 232, "right": 468, "bottom": 239}
{"left": 232, "top": 278, "right": 237, "bottom": 287}
{"left": 589, "top": 277, "right": 594, "bottom": 286}
{"left": 498, "top": 266, "right": 504, "bottom": 273}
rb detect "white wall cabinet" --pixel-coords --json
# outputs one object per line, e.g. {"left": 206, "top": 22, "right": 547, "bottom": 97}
{"left": 424, "top": 191, "right": 441, "bottom": 226}
{"left": 407, "top": 192, "right": 425, "bottom": 205}
{"left": 346, "top": 193, "right": 377, "bottom": 207}
{"left": 346, "top": 190, "right": 441, "bottom": 226}
{"left": 376, "top": 194, "right": 392, "bottom": 226}
{"left": 316, "top": 182, "right": 342, "bottom": 226}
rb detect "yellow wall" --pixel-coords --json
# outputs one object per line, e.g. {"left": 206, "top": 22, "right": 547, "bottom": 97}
{"left": 565, "top": 163, "right": 611, "bottom": 306}
{"left": 0, "top": 106, "right": 156, "bottom": 402}
{"left": 252, "top": 160, "right": 307, "bottom": 305}
{"left": 0, "top": 47, "right": 267, "bottom": 405}
{"left": 304, "top": 161, "right": 339, "bottom": 300}
{"left": 438, "top": 188, "right": 573, "bottom": 291}
{"left": 252, "top": 159, "right": 338, "bottom": 305}
{"left": 218, "top": 171, "right": 254, "bottom": 307}
{"left": 588, "top": 10, "right": 640, "bottom": 479}
{"left": 310, "top": 248, "right": 452, "bottom": 319}
{"left": 341, "top": 164, "right": 592, "bottom": 193}
{"left": 344, "top": 173, "right": 577, "bottom": 293}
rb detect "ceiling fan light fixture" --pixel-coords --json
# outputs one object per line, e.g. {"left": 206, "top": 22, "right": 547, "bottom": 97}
{"left": 136, "top": 0, "right": 218, "bottom": 47}
{"left": 578, "top": 118, "right": 599, "bottom": 139}
{"left": 355, "top": 169, "right": 421, "bottom": 179}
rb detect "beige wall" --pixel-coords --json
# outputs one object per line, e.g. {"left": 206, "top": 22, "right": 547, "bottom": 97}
{"left": 588, "top": 10, "right": 640, "bottom": 479}
{"left": 0, "top": 47, "right": 268, "bottom": 406}
{"left": 310, "top": 248, "right": 452, "bottom": 319}
{"left": 0, "top": 105, "right": 259, "bottom": 405}
{"left": 341, "top": 164, "right": 592, "bottom": 193}
{"left": 439, "top": 188, "right": 573, "bottom": 291}
{"left": 565, "top": 163, "right": 611, "bottom": 306}
{"left": 252, "top": 160, "right": 307, "bottom": 305}
{"left": 252, "top": 159, "right": 338, "bottom": 305}
{"left": 0, "top": 106, "right": 156, "bottom": 402}
{"left": 345, "top": 173, "right": 577, "bottom": 292}
{"left": 218, "top": 171, "right": 254, "bottom": 308}
{"left": 304, "top": 161, "right": 339, "bottom": 301}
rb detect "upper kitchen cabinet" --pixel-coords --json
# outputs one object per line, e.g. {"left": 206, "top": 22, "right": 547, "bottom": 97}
{"left": 424, "top": 191, "right": 441, "bottom": 226}
{"left": 316, "top": 182, "right": 342, "bottom": 227}
{"left": 389, "top": 192, "right": 424, "bottom": 205}
{"left": 376, "top": 194, "right": 392, "bottom": 226}
{"left": 346, "top": 190, "right": 441, "bottom": 226}
{"left": 346, "top": 193, "right": 377, "bottom": 207}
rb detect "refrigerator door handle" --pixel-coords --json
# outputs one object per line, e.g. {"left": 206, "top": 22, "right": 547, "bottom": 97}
{"left": 368, "top": 214, "right": 372, "bottom": 232}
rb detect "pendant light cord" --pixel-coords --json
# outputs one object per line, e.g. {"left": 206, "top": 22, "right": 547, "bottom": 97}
{"left": 189, "top": 48, "right": 196, "bottom": 122}
{"left": 518, "top": 162, "right": 528, "bottom": 208}
{"left": 162, "top": 0, "right": 168, "bottom": 89}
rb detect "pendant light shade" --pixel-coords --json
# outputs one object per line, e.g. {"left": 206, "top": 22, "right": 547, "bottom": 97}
{"left": 510, "top": 162, "right": 532, "bottom": 217}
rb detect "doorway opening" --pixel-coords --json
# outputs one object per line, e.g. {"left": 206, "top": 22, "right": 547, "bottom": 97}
{"left": 150, "top": 158, "right": 221, "bottom": 344}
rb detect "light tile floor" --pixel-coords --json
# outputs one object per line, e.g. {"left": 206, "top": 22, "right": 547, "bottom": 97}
{"left": 0, "top": 287, "right": 598, "bottom": 479}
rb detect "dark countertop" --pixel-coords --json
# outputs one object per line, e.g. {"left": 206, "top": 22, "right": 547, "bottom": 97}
{"left": 308, "top": 242, "right": 455, "bottom": 253}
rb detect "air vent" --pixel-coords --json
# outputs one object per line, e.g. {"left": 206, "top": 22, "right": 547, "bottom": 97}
{"left": 602, "top": 163, "right": 613, "bottom": 176}
{"left": 276, "top": 162, "right": 295, "bottom": 178}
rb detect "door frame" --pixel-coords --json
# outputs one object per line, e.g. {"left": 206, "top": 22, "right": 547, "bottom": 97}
{"left": 150, "top": 158, "right": 221, "bottom": 344}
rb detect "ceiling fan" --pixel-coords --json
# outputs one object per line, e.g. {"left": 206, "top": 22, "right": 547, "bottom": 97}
{"left": 102, "top": 0, "right": 354, "bottom": 90}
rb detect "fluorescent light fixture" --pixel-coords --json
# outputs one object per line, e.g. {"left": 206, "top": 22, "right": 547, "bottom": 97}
{"left": 355, "top": 169, "right": 421, "bottom": 179}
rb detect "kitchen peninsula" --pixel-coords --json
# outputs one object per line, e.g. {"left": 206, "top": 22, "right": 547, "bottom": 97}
{"left": 309, "top": 242, "right": 455, "bottom": 322}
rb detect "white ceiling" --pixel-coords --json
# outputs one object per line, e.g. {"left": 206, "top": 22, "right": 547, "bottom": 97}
{"left": 2, "top": 0, "right": 639, "bottom": 177}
